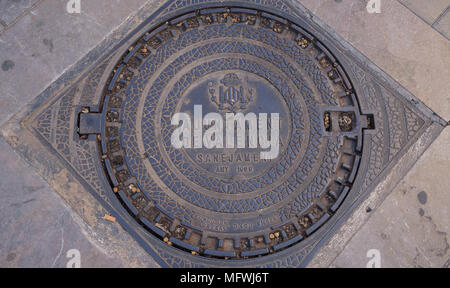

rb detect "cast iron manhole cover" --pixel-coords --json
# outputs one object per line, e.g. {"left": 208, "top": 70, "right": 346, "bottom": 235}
{"left": 80, "top": 5, "right": 372, "bottom": 260}
{"left": 8, "top": 0, "right": 438, "bottom": 267}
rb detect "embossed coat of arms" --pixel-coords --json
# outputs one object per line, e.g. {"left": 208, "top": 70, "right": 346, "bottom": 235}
{"left": 208, "top": 73, "right": 255, "bottom": 112}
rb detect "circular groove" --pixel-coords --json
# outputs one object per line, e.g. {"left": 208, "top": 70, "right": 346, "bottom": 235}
{"left": 98, "top": 6, "right": 364, "bottom": 260}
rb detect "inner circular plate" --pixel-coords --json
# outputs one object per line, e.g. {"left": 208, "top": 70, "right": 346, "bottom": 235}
{"left": 100, "top": 6, "right": 364, "bottom": 260}
{"left": 178, "top": 70, "right": 291, "bottom": 180}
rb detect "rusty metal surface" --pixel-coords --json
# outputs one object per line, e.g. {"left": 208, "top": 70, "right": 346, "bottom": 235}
{"left": 1, "top": 0, "right": 440, "bottom": 268}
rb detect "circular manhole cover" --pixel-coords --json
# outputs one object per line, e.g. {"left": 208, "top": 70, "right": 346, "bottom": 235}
{"left": 99, "top": 6, "right": 364, "bottom": 260}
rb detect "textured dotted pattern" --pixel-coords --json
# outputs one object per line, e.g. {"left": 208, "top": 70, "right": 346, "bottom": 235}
{"left": 120, "top": 23, "right": 339, "bottom": 216}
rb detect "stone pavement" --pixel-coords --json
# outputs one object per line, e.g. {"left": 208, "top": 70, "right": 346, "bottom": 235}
{"left": 333, "top": 129, "right": 450, "bottom": 268}
{"left": 0, "top": 0, "right": 159, "bottom": 268}
{"left": 0, "top": 138, "right": 124, "bottom": 268}
{"left": 0, "top": 0, "right": 448, "bottom": 267}
{"left": 297, "top": 0, "right": 450, "bottom": 268}
{"left": 399, "top": 0, "right": 450, "bottom": 39}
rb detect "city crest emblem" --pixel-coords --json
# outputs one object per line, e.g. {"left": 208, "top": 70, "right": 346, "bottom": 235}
{"left": 208, "top": 73, "right": 255, "bottom": 112}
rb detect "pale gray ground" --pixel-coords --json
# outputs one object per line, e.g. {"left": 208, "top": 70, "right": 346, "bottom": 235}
{"left": 0, "top": 0, "right": 448, "bottom": 268}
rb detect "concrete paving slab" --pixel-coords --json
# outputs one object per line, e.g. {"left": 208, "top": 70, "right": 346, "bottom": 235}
{"left": 0, "top": 0, "right": 150, "bottom": 127}
{"left": 306, "top": 121, "right": 444, "bottom": 268}
{"left": 0, "top": 137, "right": 124, "bottom": 268}
{"left": 297, "top": 0, "right": 450, "bottom": 121}
{"left": 434, "top": 7, "right": 450, "bottom": 39}
{"left": 332, "top": 127, "right": 450, "bottom": 268}
{"left": 0, "top": 0, "right": 39, "bottom": 26}
{"left": 398, "top": 0, "right": 450, "bottom": 24}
